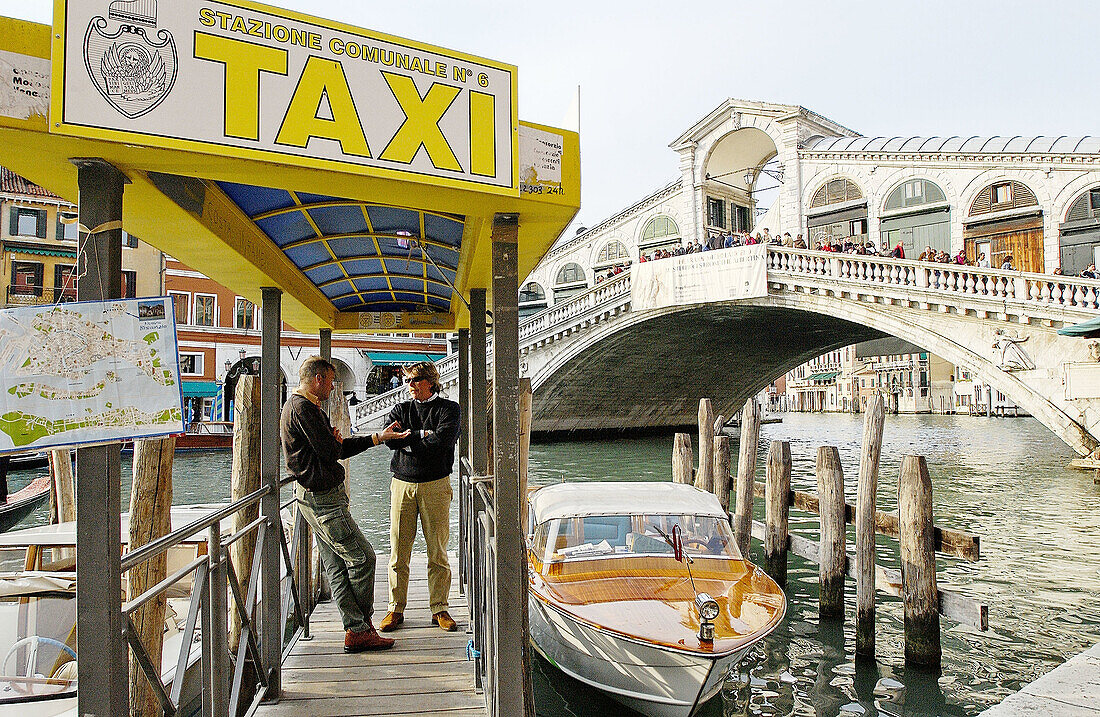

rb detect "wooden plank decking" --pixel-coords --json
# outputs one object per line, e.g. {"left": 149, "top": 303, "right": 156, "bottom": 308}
{"left": 254, "top": 552, "right": 485, "bottom": 717}
{"left": 979, "top": 643, "right": 1100, "bottom": 716}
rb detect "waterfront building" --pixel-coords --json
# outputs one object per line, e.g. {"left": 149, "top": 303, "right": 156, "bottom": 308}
{"left": 1, "top": 167, "right": 161, "bottom": 306}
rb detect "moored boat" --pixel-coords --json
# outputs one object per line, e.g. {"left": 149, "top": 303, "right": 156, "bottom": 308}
{"left": 527, "top": 481, "right": 786, "bottom": 717}
{"left": 0, "top": 505, "right": 220, "bottom": 715}
{"left": 0, "top": 476, "right": 50, "bottom": 532}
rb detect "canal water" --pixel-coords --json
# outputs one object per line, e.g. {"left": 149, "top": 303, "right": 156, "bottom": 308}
{"left": 7, "top": 412, "right": 1100, "bottom": 716}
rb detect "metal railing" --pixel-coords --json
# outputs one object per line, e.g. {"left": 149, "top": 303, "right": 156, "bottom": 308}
{"left": 119, "top": 477, "right": 316, "bottom": 716}
{"left": 4, "top": 284, "right": 77, "bottom": 306}
{"left": 459, "top": 456, "right": 517, "bottom": 716}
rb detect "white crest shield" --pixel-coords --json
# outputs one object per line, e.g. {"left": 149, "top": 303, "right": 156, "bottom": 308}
{"left": 83, "top": 2, "right": 177, "bottom": 120}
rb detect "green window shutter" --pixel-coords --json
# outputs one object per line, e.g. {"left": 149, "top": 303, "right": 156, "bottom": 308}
{"left": 36, "top": 209, "right": 47, "bottom": 238}
{"left": 56, "top": 213, "right": 65, "bottom": 239}
{"left": 9, "top": 208, "right": 17, "bottom": 236}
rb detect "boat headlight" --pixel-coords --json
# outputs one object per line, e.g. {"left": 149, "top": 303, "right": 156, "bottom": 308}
{"left": 695, "top": 593, "right": 720, "bottom": 621}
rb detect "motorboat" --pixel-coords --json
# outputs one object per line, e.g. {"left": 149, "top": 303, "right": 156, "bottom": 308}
{"left": 0, "top": 504, "right": 223, "bottom": 716}
{"left": 527, "top": 481, "right": 786, "bottom": 717}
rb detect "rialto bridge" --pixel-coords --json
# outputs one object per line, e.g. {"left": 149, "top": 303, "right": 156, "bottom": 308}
{"left": 356, "top": 246, "right": 1100, "bottom": 457}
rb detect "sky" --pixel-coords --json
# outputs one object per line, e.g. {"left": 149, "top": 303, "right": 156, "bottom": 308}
{"left": 3, "top": 0, "right": 1097, "bottom": 239}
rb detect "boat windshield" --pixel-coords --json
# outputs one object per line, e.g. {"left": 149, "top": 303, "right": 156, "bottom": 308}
{"left": 531, "top": 513, "right": 743, "bottom": 564}
{"left": 0, "top": 591, "right": 78, "bottom": 703}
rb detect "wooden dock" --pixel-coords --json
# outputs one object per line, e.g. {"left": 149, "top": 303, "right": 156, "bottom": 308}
{"left": 979, "top": 643, "right": 1100, "bottom": 716}
{"left": 254, "top": 552, "right": 484, "bottom": 717}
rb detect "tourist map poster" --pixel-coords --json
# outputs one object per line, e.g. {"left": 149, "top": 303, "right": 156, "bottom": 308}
{"left": 0, "top": 297, "right": 184, "bottom": 453}
{"left": 631, "top": 244, "right": 769, "bottom": 311}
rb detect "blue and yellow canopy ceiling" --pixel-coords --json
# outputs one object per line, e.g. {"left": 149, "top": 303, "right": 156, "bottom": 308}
{"left": 0, "top": 9, "right": 578, "bottom": 333}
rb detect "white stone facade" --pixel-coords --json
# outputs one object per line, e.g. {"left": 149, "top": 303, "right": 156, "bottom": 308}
{"left": 526, "top": 99, "right": 1100, "bottom": 294}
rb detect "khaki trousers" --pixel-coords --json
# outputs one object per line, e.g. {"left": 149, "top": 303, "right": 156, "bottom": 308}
{"left": 388, "top": 475, "right": 452, "bottom": 614}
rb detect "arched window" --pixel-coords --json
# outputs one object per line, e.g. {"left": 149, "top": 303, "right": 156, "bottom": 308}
{"left": 519, "top": 281, "right": 547, "bottom": 318}
{"left": 967, "top": 181, "right": 1043, "bottom": 272}
{"left": 969, "top": 181, "right": 1038, "bottom": 216}
{"left": 883, "top": 180, "right": 947, "bottom": 212}
{"left": 641, "top": 215, "right": 679, "bottom": 242}
{"left": 1065, "top": 187, "right": 1100, "bottom": 223}
{"left": 595, "top": 240, "right": 629, "bottom": 266}
{"left": 1059, "top": 186, "right": 1100, "bottom": 276}
{"left": 555, "top": 263, "right": 585, "bottom": 286}
{"left": 809, "top": 178, "right": 863, "bottom": 209}
{"left": 519, "top": 282, "right": 545, "bottom": 303}
{"left": 880, "top": 180, "right": 951, "bottom": 258}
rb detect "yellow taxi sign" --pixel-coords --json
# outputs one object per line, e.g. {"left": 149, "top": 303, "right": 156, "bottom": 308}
{"left": 51, "top": 0, "right": 518, "bottom": 195}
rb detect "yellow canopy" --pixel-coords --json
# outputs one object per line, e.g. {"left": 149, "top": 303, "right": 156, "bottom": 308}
{"left": 0, "top": 10, "right": 579, "bottom": 333}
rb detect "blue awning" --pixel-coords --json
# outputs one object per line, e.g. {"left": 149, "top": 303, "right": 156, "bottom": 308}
{"left": 365, "top": 351, "right": 445, "bottom": 366}
{"left": 180, "top": 381, "right": 221, "bottom": 398}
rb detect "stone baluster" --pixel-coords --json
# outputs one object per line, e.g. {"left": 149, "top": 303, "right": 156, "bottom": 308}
{"left": 1074, "top": 285, "right": 1085, "bottom": 307}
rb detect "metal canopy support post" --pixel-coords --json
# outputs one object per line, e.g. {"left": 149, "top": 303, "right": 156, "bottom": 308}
{"left": 74, "top": 158, "right": 128, "bottom": 717}
{"left": 470, "top": 289, "right": 488, "bottom": 475}
{"left": 490, "top": 214, "right": 534, "bottom": 716}
{"left": 458, "top": 329, "right": 470, "bottom": 466}
{"left": 260, "top": 287, "right": 283, "bottom": 698}
{"left": 319, "top": 328, "right": 331, "bottom": 360}
{"left": 457, "top": 329, "right": 470, "bottom": 595}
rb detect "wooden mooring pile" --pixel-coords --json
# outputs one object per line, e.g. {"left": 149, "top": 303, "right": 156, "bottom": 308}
{"left": 673, "top": 394, "right": 988, "bottom": 670}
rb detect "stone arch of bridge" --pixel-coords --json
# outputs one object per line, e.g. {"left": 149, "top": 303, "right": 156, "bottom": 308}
{"left": 701, "top": 126, "right": 779, "bottom": 195}
{"left": 525, "top": 292, "right": 1097, "bottom": 454}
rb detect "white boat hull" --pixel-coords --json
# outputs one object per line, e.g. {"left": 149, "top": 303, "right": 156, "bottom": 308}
{"left": 530, "top": 595, "right": 757, "bottom": 717}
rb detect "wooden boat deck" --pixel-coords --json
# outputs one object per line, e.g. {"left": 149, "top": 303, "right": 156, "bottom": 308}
{"left": 979, "top": 642, "right": 1100, "bottom": 716}
{"left": 253, "top": 551, "right": 484, "bottom": 717}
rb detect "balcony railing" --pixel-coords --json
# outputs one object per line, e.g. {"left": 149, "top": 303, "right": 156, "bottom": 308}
{"left": 5, "top": 284, "right": 77, "bottom": 306}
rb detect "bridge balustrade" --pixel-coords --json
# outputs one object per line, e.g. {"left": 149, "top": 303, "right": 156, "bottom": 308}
{"left": 767, "top": 246, "right": 1100, "bottom": 313}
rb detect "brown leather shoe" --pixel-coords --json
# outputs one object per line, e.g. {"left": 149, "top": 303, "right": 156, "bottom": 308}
{"left": 378, "top": 611, "right": 403, "bottom": 632}
{"left": 344, "top": 626, "right": 394, "bottom": 652}
{"left": 431, "top": 610, "right": 458, "bottom": 632}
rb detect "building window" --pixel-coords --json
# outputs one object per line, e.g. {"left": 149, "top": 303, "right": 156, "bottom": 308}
{"left": 519, "top": 282, "right": 546, "bottom": 303}
{"left": 58, "top": 212, "right": 79, "bottom": 241}
{"left": 991, "top": 182, "right": 1012, "bottom": 206}
{"left": 122, "top": 270, "right": 137, "bottom": 299}
{"left": 595, "top": 240, "right": 630, "bottom": 266}
{"left": 10, "top": 261, "right": 43, "bottom": 296}
{"left": 123, "top": 232, "right": 138, "bottom": 248}
{"left": 555, "top": 263, "right": 585, "bottom": 286}
{"left": 179, "top": 353, "right": 204, "bottom": 376}
{"left": 10, "top": 207, "right": 46, "bottom": 238}
{"left": 641, "top": 215, "right": 679, "bottom": 242}
{"left": 54, "top": 264, "right": 77, "bottom": 302}
{"left": 235, "top": 297, "right": 255, "bottom": 330}
{"left": 1091, "top": 189, "right": 1100, "bottom": 212}
{"left": 706, "top": 197, "right": 726, "bottom": 228}
{"left": 170, "top": 292, "right": 190, "bottom": 324}
{"left": 193, "top": 294, "right": 216, "bottom": 327}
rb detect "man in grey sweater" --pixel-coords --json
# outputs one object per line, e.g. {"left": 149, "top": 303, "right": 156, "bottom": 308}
{"left": 281, "top": 356, "right": 408, "bottom": 652}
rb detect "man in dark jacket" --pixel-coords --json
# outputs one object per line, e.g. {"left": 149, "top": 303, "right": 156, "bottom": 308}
{"left": 378, "top": 361, "right": 461, "bottom": 633}
{"left": 281, "top": 356, "right": 408, "bottom": 652}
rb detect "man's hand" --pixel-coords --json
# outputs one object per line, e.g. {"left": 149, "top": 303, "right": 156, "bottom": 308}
{"left": 333, "top": 427, "right": 343, "bottom": 443}
{"left": 379, "top": 420, "right": 411, "bottom": 441}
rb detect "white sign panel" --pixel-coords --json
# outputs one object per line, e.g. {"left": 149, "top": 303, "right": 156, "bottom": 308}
{"left": 0, "top": 49, "right": 50, "bottom": 120}
{"left": 53, "top": 0, "right": 517, "bottom": 193}
{"left": 631, "top": 244, "right": 769, "bottom": 311}
{"left": 519, "top": 124, "right": 563, "bottom": 192}
{"left": 0, "top": 297, "right": 184, "bottom": 453}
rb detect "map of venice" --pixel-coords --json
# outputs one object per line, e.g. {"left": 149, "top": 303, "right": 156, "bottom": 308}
{"left": 0, "top": 298, "right": 184, "bottom": 452}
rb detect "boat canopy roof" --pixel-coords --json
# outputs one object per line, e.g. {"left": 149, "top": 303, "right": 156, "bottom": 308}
{"left": 0, "top": 503, "right": 228, "bottom": 547}
{"left": 529, "top": 482, "right": 727, "bottom": 525}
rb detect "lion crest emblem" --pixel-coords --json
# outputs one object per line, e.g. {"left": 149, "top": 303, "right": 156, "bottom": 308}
{"left": 83, "top": 1, "right": 177, "bottom": 119}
